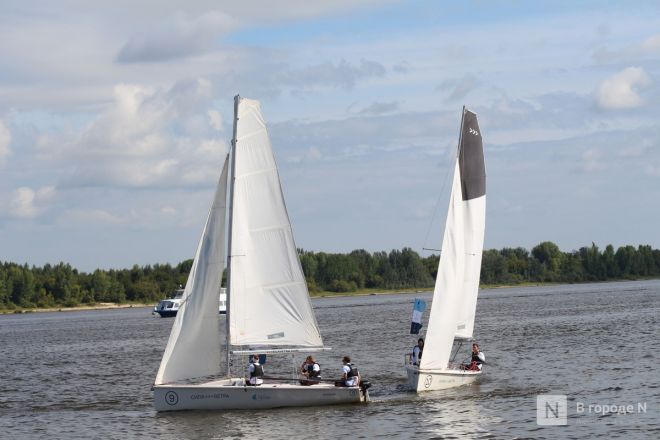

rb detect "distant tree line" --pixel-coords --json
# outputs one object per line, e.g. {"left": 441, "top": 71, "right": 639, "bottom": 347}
{"left": 1, "top": 242, "right": 659, "bottom": 310}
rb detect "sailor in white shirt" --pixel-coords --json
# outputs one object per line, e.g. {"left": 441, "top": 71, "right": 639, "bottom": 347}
{"left": 463, "top": 343, "right": 485, "bottom": 371}
{"left": 341, "top": 356, "right": 360, "bottom": 387}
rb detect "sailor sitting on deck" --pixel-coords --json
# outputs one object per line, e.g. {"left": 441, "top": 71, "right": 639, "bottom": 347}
{"left": 247, "top": 354, "right": 264, "bottom": 386}
{"left": 462, "top": 343, "right": 485, "bottom": 371}
{"left": 299, "top": 355, "right": 322, "bottom": 385}
{"left": 339, "top": 356, "right": 360, "bottom": 387}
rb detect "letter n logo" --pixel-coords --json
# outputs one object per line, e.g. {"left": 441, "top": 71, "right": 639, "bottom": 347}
{"left": 536, "top": 394, "right": 567, "bottom": 425}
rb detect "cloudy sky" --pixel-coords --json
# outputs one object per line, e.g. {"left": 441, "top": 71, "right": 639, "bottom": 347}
{"left": 1, "top": 1, "right": 659, "bottom": 271}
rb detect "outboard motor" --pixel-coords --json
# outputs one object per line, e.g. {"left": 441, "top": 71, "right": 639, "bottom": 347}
{"left": 359, "top": 379, "right": 372, "bottom": 392}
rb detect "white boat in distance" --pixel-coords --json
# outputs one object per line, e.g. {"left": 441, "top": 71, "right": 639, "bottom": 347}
{"left": 153, "top": 96, "right": 369, "bottom": 411}
{"left": 406, "top": 107, "right": 486, "bottom": 391}
{"left": 154, "top": 288, "right": 226, "bottom": 317}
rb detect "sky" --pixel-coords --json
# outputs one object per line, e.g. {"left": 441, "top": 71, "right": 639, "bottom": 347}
{"left": 1, "top": 0, "right": 659, "bottom": 271}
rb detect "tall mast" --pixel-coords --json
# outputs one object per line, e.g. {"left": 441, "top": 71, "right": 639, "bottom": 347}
{"left": 225, "top": 94, "right": 240, "bottom": 376}
{"left": 457, "top": 105, "right": 466, "bottom": 159}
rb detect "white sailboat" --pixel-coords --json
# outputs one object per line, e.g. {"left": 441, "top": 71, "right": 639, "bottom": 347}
{"left": 406, "top": 107, "right": 486, "bottom": 392}
{"left": 153, "top": 96, "right": 368, "bottom": 411}
{"left": 153, "top": 287, "right": 226, "bottom": 317}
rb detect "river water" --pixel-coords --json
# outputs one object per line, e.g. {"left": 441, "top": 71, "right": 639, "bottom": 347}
{"left": 0, "top": 280, "right": 658, "bottom": 439}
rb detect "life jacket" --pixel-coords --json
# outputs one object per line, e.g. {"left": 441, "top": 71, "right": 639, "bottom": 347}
{"left": 250, "top": 363, "right": 264, "bottom": 378}
{"left": 345, "top": 363, "right": 358, "bottom": 379}
{"left": 471, "top": 352, "right": 483, "bottom": 365}
{"left": 306, "top": 362, "right": 321, "bottom": 378}
{"left": 413, "top": 346, "right": 423, "bottom": 361}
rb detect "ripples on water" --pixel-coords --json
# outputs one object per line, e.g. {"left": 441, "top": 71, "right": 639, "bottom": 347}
{"left": 0, "top": 280, "right": 658, "bottom": 439}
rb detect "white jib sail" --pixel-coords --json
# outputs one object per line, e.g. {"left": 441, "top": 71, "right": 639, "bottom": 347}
{"left": 420, "top": 108, "right": 485, "bottom": 371}
{"left": 228, "top": 97, "right": 323, "bottom": 348}
{"left": 155, "top": 155, "right": 229, "bottom": 385}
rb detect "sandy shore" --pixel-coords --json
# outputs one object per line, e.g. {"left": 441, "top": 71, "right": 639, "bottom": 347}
{"left": 1, "top": 303, "right": 154, "bottom": 314}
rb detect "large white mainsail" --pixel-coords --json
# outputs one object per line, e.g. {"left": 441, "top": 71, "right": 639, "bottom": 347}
{"left": 228, "top": 97, "right": 323, "bottom": 348}
{"left": 420, "top": 108, "right": 485, "bottom": 371}
{"left": 155, "top": 155, "right": 229, "bottom": 384}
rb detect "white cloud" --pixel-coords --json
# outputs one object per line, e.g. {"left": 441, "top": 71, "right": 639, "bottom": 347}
{"left": 641, "top": 34, "right": 660, "bottom": 51}
{"left": 0, "top": 119, "right": 11, "bottom": 163}
{"left": 596, "top": 67, "right": 652, "bottom": 109}
{"left": 9, "top": 186, "right": 56, "bottom": 218}
{"left": 161, "top": 206, "right": 178, "bottom": 215}
{"left": 60, "top": 208, "right": 124, "bottom": 225}
{"left": 208, "top": 110, "right": 224, "bottom": 131}
{"left": 46, "top": 79, "right": 227, "bottom": 189}
{"left": 287, "top": 146, "right": 323, "bottom": 163}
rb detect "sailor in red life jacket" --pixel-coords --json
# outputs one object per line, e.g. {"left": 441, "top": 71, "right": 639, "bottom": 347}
{"left": 463, "top": 343, "right": 485, "bottom": 371}
{"left": 247, "top": 354, "right": 264, "bottom": 385}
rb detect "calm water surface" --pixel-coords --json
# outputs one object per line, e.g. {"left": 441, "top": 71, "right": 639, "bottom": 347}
{"left": 1, "top": 280, "right": 658, "bottom": 439}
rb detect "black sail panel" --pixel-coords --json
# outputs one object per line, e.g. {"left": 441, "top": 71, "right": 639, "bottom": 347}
{"left": 459, "top": 109, "right": 486, "bottom": 201}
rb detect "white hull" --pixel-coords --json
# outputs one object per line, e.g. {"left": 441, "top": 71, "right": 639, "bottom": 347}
{"left": 154, "top": 378, "right": 366, "bottom": 411}
{"left": 406, "top": 365, "right": 480, "bottom": 392}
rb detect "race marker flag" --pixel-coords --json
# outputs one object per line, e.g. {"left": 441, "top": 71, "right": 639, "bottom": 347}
{"left": 410, "top": 298, "right": 427, "bottom": 334}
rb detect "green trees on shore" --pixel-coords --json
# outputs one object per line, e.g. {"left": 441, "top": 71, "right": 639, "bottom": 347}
{"left": 1, "top": 241, "right": 659, "bottom": 310}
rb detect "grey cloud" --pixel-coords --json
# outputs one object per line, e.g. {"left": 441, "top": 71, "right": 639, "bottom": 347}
{"left": 278, "top": 59, "right": 386, "bottom": 90}
{"left": 392, "top": 61, "right": 410, "bottom": 74}
{"left": 357, "top": 101, "right": 400, "bottom": 115}
{"left": 436, "top": 74, "right": 479, "bottom": 101}
{"left": 116, "top": 12, "right": 235, "bottom": 63}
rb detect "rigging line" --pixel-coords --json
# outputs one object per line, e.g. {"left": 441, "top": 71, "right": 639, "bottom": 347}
{"left": 421, "top": 150, "right": 455, "bottom": 254}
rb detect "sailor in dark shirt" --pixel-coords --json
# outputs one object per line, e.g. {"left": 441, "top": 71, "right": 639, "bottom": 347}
{"left": 248, "top": 354, "right": 264, "bottom": 385}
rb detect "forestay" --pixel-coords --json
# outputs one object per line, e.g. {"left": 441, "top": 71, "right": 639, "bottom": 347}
{"left": 420, "top": 108, "right": 486, "bottom": 371}
{"left": 228, "top": 98, "right": 323, "bottom": 348}
{"left": 155, "top": 156, "right": 229, "bottom": 384}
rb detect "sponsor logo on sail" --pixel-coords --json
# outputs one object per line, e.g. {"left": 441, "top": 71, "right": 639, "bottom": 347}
{"left": 468, "top": 128, "right": 479, "bottom": 136}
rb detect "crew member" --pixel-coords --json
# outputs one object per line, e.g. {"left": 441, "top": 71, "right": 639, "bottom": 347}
{"left": 411, "top": 338, "right": 424, "bottom": 366}
{"left": 247, "top": 354, "right": 264, "bottom": 385}
{"left": 300, "top": 355, "right": 322, "bottom": 385}
{"left": 463, "top": 343, "right": 485, "bottom": 371}
{"left": 341, "top": 356, "right": 360, "bottom": 387}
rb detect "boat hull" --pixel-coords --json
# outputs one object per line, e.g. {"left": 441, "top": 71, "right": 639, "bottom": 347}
{"left": 154, "top": 378, "right": 366, "bottom": 411}
{"left": 155, "top": 309, "right": 226, "bottom": 317}
{"left": 406, "top": 365, "right": 480, "bottom": 392}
